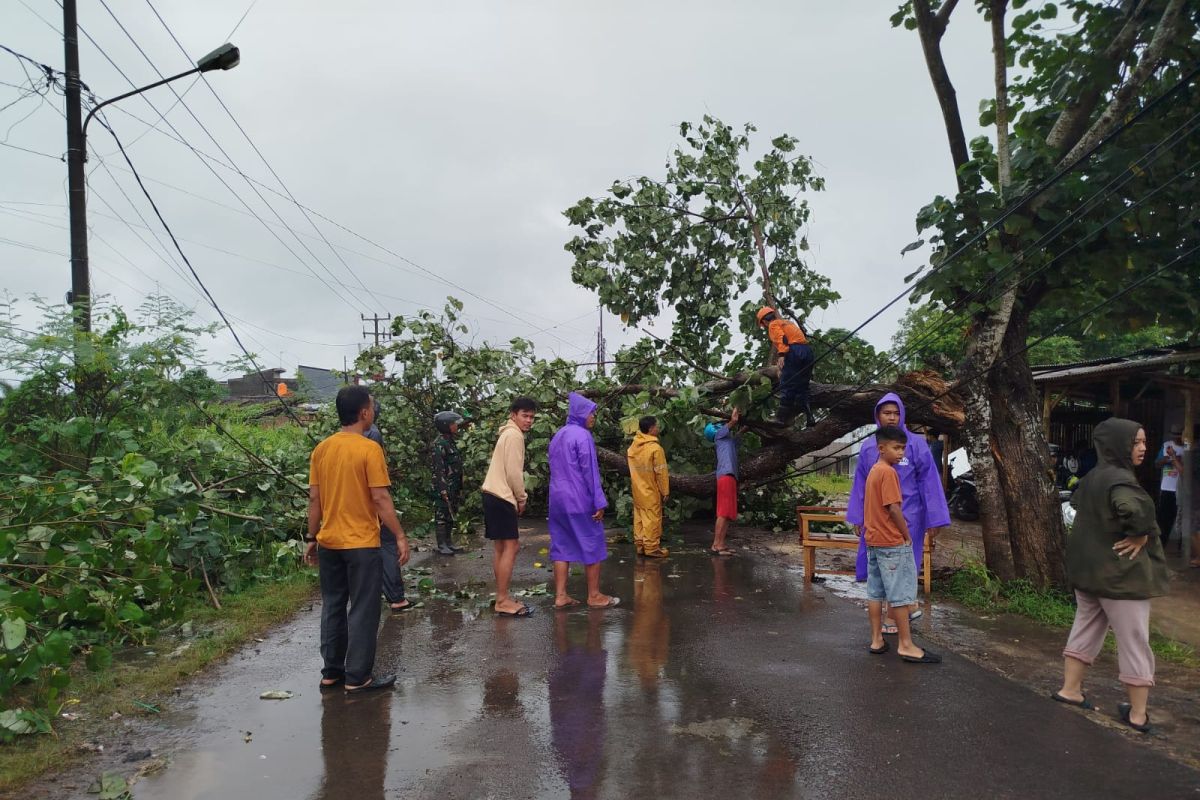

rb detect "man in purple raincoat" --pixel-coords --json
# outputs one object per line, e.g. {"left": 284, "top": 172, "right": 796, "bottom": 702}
{"left": 548, "top": 393, "right": 620, "bottom": 609}
{"left": 847, "top": 393, "right": 949, "bottom": 631}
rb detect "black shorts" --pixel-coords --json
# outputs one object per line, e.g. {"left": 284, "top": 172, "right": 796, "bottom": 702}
{"left": 483, "top": 492, "right": 519, "bottom": 540}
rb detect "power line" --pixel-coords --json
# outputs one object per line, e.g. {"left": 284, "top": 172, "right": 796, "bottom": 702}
{"left": 796, "top": 63, "right": 1200, "bottom": 383}
{"left": 68, "top": 12, "right": 370, "bottom": 319}
{"left": 143, "top": 0, "right": 378, "bottom": 306}
{"left": 92, "top": 115, "right": 316, "bottom": 438}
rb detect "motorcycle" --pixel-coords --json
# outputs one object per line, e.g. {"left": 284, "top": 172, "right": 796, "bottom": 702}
{"left": 1059, "top": 488, "right": 1075, "bottom": 530}
{"left": 948, "top": 471, "right": 979, "bottom": 522}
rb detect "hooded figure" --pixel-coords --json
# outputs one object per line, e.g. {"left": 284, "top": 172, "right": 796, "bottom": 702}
{"left": 1067, "top": 418, "right": 1168, "bottom": 600}
{"left": 847, "top": 393, "right": 950, "bottom": 581}
{"left": 548, "top": 393, "right": 609, "bottom": 565}
{"left": 627, "top": 427, "right": 670, "bottom": 557}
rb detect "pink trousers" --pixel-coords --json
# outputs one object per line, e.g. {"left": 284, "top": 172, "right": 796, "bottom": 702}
{"left": 1062, "top": 590, "right": 1155, "bottom": 687}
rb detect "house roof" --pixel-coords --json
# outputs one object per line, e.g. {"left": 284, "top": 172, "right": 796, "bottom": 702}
{"left": 1032, "top": 344, "right": 1200, "bottom": 384}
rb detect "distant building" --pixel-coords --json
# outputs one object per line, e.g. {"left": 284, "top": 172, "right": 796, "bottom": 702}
{"left": 225, "top": 368, "right": 297, "bottom": 401}
{"left": 296, "top": 365, "right": 343, "bottom": 403}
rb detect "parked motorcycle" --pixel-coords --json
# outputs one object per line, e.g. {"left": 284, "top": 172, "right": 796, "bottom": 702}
{"left": 948, "top": 471, "right": 979, "bottom": 522}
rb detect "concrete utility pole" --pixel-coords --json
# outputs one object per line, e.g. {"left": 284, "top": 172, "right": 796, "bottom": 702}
{"left": 596, "top": 305, "right": 606, "bottom": 377}
{"left": 362, "top": 313, "right": 392, "bottom": 346}
{"left": 63, "top": 0, "right": 90, "bottom": 332}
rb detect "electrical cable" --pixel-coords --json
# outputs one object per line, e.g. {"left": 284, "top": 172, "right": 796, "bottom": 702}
{"left": 759, "top": 65, "right": 1200, "bottom": 413}
{"left": 92, "top": 116, "right": 316, "bottom": 439}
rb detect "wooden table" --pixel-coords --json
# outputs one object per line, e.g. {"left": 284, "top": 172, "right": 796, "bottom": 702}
{"left": 797, "top": 505, "right": 931, "bottom": 594}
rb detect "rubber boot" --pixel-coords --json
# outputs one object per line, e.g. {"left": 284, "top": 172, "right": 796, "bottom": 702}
{"left": 435, "top": 522, "right": 455, "bottom": 556}
{"left": 447, "top": 521, "right": 465, "bottom": 553}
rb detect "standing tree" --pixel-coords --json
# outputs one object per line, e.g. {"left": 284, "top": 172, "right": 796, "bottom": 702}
{"left": 895, "top": 0, "right": 1199, "bottom": 584}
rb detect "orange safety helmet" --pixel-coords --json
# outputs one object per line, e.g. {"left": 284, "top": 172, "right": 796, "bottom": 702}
{"left": 756, "top": 306, "right": 776, "bottom": 327}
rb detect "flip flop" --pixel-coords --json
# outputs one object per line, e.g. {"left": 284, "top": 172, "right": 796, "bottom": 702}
{"left": 344, "top": 673, "right": 396, "bottom": 694}
{"left": 869, "top": 641, "right": 890, "bottom": 655}
{"left": 909, "top": 608, "right": 923, "bottom": 621}
{"left": 588, "top": 597, "right": 620, "bottom": 609}
{"left": 554, "top": 598, "right": 581, "bottom": 610}
{"left": 318, "top": 676, "right": 344, "bottom": 691}
{"left": 708, "top": 548, "right": 736, "bottom": 557}
{"left": 1117, "top": 702, "right": 1153, "bottom": 734}
{"left": 901, "top": 651, "right": 942, "bottom": 664}
{"left": 496, "top": 603, "right": 534, "bottom": 617}
{"left": 1051, "top": 692, "right": 1094, "bottom": 710}
{"left": 389, "top": 600, "right": 414, "bottom": 612}
{"left": 881, "top": 622, "right": 899, "bottom": 636}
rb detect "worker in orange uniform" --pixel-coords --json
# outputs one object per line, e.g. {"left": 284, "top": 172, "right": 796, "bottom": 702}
{"left": 757, "top": 306, "right": 816, "bottom": 428}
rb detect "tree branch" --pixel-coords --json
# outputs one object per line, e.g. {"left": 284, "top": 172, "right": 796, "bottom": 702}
{"left": 913, "top": 0, "right": 972, "bottom": 186}
{"left": 1058, "top": 0, "right": 1187, "bottom": 168}
{"left": 1044, "top": 0, "right": 1153, "bottom": 154}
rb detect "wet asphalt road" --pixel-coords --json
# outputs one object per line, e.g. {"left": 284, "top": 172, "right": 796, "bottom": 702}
{"left": 126, "top": 540, "right": 1200, "bottom": 800}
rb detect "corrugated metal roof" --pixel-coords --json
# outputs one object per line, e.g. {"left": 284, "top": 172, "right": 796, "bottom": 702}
{"left": 1032, "top": 349, "right": 1200, "bottom": 383}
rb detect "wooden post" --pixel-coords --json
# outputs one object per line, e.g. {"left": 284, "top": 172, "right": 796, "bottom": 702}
{"left": 1182, "top": 388, "right": 1195, "bottom": 565}
{"left": 1109, "top": 379, "right": 1121, "bottom": 417}
{"left": 1042, "top": 389, "right": 1052, "bottom": 438}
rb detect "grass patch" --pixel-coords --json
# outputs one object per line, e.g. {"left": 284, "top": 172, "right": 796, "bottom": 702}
{"left": 801, "top": 473, "right": 853, "bottom": 499}
{"left": 942, "top": 560, "right": 1198, "bottom": 668}
{"left": 0, "top": 570, "right": 318, "bottom": 793}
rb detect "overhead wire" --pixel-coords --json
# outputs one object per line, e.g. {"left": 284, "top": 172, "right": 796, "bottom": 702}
{"left": 67, "top": 9, "right": 370, "bottom": 319}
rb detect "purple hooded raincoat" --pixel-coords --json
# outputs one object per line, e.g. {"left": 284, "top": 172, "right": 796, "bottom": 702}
{"left": 847, "top": 392, "right": 950, "bottom": 580}
{"left": 548, "top": 393, "right": 609, "bottom": 565}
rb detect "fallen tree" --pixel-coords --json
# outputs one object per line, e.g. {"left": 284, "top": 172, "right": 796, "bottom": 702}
{"left": 586, "top": 369, "right": 963, "bottom": 496}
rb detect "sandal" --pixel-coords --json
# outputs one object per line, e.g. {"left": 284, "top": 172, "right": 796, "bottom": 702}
{"left": 345, "top": 673, "right": 396, "bottom": 694}
{"left": 496, "top": 603, "right": 534, "bottom": 617}
{"left": 554, "top": 598, "right": 581, "bottom": 610}
{"left": 1051, "top": 692, "right": 1094, "bottom": 710}
{"left": 588, "top": 596, "right": 620, "bottom": 609}
{"left": 389, "top": 599, "right": 414, "bottom": 612}
{"left": 881, "top": 622, "right": 899, "bottom": 636}
{"left": 869, "top": 641, "right": 890, "bottom": 655}
{"left": 319, "top": 676, "right": 344, "bottom": 691}
{"left": 1117, "top": 702, "right": 1153, "bottom": 734}
{"left": 708, "top": 548, "right": 736, "bottom": 557}
{"left": 901, "top": 651, "right": 942, "bottom": 664}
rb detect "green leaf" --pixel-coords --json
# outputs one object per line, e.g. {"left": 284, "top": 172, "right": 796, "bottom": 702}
{"left": 2, "top": 617, "right": 26, "bottom": 650}
{"left": 86, "top": 646, "right": 113, "bottom": 672}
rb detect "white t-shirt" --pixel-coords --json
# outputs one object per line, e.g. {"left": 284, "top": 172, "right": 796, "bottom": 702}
{"left": 1158, "top": 439, "right": 1188, "bottom": 492}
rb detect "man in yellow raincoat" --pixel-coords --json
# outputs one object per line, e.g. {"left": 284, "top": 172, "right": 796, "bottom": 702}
{"left": 627, "top": 415, "right": 670, "bottom": 558}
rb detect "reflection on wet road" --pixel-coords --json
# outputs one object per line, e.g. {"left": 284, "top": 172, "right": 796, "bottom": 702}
{"left": 129, "top": 543, "right": 1200, "bottom": 800}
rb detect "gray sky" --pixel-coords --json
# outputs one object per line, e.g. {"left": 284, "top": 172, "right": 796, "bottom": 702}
{"left": 0, "top": 1, "right": 996, "bottom": 381}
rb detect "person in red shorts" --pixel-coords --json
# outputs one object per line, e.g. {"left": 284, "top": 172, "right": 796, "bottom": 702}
{"left": 706, "top": 407, "right": 742, "bottom": 556}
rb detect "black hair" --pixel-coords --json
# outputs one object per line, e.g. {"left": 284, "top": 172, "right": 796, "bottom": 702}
{"left": 875, "top": 425, "right": 908, "bottom": 445}
{"left": 509, "top": 396, "right": 538, "bottom": 414}
{"left": 336, "top": 385, "right": 373, "bottom": 426}
{"left": 639, "top": 415, "right": 657, "bottom": 434}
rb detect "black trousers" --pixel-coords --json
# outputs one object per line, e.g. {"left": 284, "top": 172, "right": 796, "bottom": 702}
{"left": 318, "top": 546, "right": 382, "bottom": 685}
{"left": 1157, "top": 490, "right": 1178, "bottom": 549}
{"left": 379, "top": 530, "right": 405, "bottom": 603}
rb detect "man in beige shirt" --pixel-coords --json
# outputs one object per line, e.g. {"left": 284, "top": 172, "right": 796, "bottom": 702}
{"left": 482, "top": 396, "right": 538, "bottom": 616}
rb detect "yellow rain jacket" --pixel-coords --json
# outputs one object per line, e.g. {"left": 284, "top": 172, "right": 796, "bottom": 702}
{"left": 627, "top": 432, "right": 670, "bottom": 554}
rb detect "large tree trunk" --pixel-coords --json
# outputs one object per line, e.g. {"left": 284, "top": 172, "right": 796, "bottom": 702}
{"left": 988, "top": 305, "right": 1066, "bottom": 586}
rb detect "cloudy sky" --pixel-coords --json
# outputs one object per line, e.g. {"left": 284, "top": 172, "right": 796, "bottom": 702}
{"left": 1, "top": 1, "right": 996, "bottom": 382}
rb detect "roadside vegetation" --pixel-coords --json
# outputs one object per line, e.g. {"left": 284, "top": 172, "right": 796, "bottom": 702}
{"left": 942, "top": 560, "right": 1197, "bottom": 667}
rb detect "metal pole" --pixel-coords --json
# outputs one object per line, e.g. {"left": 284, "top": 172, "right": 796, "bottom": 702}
{"left": 63, "top": 0, "right": 90, "bottom": 332}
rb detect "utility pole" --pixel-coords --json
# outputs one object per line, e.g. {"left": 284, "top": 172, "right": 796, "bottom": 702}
{"left": 63, "top": 0, "right": 90, "bottom": 333}
{"left": 596, "top": 305, "right": 606, "bottom": 377}
{"left": 362, "top": 313, "right": 392, "bottom": 347}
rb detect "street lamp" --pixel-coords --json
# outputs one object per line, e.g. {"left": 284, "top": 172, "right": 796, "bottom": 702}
{"left": 61, "top": 2, "right": 240, "bottom": 332}
{"left": 81, "top": 43, "right": 240, "bottom": 137}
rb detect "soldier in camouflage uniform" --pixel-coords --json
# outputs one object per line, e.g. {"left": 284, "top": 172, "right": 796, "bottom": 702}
{"left": 432, "top": 411, "right": 465, "bottom": 555}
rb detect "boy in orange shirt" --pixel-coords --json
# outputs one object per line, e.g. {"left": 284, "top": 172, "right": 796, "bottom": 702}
{"left": 863, "top": 426, "right": 940, "bottom": 664}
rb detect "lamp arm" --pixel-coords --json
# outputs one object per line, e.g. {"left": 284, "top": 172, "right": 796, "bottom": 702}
{"left": 82, "top": 65, "right": 201, "bottom": 138}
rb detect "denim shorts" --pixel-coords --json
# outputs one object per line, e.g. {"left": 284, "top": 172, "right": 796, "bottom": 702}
{"left": 866, "top": 543, "right": 917, "bottom": 606}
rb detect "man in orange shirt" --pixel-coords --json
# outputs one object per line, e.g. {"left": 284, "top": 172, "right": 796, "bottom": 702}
{"left": 862, "top": 426, "right": 940, "bottom": 665}
{"left": 305, "top": 385, "right": 410, "bottom": 693}
{"left": 756, "top": 307, "right": 816, "bottom": 428}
